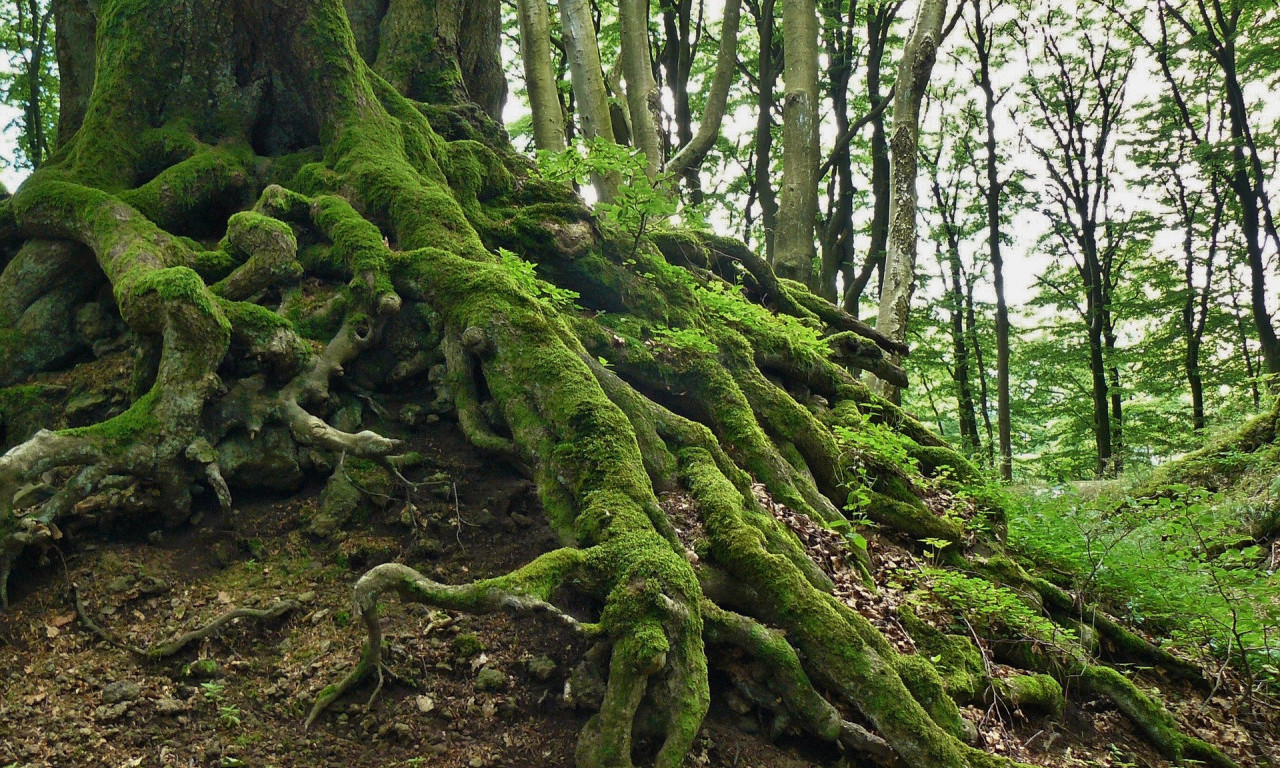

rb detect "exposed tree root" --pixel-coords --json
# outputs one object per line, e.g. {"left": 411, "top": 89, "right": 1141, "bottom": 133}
{"left": 73, "top": 580, "right": 299, "bottom": 659}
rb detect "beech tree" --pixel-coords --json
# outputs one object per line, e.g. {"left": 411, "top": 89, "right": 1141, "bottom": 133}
{"left": 0, "top": 2, "right": 1250, "bottom": 767}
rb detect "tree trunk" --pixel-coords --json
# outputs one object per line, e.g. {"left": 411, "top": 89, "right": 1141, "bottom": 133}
{"left": 842, "top": 1, "right": 896, "bottom": 315}
{"left": 559, "top": 0, "right": 619, "bottom": 199}
{"left": 751, "top": 0, "right": 781, "bottom": 260}
{"left": 872, "top": 0, "right": 947, "bottom": 401}
{"left": 772, "top": 0, "right": 821, "bottom": 287}
{"left": 517, "top": 0, "right": 568, "bottom": 151}
{"left": 972, "top": 0, "right": 1012, "bottom": 480}
{"left": 619, "top": 0, "right": 664, "bottom": 178}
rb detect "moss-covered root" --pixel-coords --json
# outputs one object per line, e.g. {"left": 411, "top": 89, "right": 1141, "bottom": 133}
{"left": 1077, "top": 666, "right": 1238, "bottom": 768}
{"left": 988, "top": 674, "right": 1064, "bottom": 718}
{"left": 702, "top": 603, "right": 900, "bottom": 766}
{"left": 680, "top": 448, "right": 1029, "bottom": 768}
{"left": 307, "top": 550, "right": 596, "bottom": 728}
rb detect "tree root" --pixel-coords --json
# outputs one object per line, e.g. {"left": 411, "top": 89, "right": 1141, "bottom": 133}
{"left": 73, "top": 581, "right": 299, "bottom": 659}
{"left": 307, "top": 551, "right": 597, "bottom": 728}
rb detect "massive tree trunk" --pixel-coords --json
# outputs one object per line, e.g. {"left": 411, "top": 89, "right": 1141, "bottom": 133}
{"left": 0, "top": 3, "right": 1240, "bottom": 768}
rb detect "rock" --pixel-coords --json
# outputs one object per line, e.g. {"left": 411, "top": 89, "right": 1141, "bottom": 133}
{"left": 399, "top": 403, "right": 427, "bottom": 428}
{"left": 469, "top": 757, "right": 485, "bottom": 768}
{"left": 155, "top": 697, "right": 187, "bottom": 715}
{"left": 451, "top": 633, "right": 484, "bottom": 658}
{"left": 102, "top": 680, "right": 141, "bottom": 704}
{"left": 475, "top": 667, "right": 507, "bottom": 692}
{"left": 415, "top": 695, "right": 435, "bottom": 714}
{"left": 65, "top": 391, "right": 107, "bottom": 421}
{"left": 216, "top": 427, "right": 303, "bottom": 491}
{"left": 183, "top": 659, "right": 220, "bottom": 680}
{"left": 94, "top": 702, "right": 129, "bottom": 721}
{"left": 107, "top": 575, "right": 133, "bottom": 593}
{"left": 332, "top": 401, "right": 363, "bottom": 433}
{"left": 296, "top": 591, "right": 317, "bottom": 605}
{"left": 526, "top": 656, "right": 556, "bottom": 682}
{"left": 472, "top": 508, "right": 496, "bottom": 529}
{"left": 309, "top": 471, "right": 362, "bottom": 538}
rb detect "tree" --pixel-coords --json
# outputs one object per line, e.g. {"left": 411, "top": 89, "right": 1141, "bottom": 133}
{"left": 0, "top": 3, "right": 1243, "bottom": 767}
{"left": 772, "top": 0, "right": 821, "bottom": 286}
{"left": 0, "top": 0, "right": 56, "bottom": 170}
{"left": 963, "top": 0, "right": 1014, "bottom": 480}
{"left": 1022, "top": 6, "right": 1134, "bottom": 477}
{"left": 515, "top": 0, "right": 567, "bottom": 152}
{"left": 871, "top": 0, "right": 949, "bottom": 401}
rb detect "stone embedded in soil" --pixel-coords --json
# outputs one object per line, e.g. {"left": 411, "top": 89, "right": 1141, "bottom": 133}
{"left": 155, "top": 697, "right": 187, "bottom": 715}
{"left": 94, "top": 702, "right": 129, "bottom": 721}
{"left": 183, "top": 659, "right": 220, "bottom": 680}
{"left": 475, "top": 667, "right": 507, "bottom": 692}
{"left": 526, "top": 656, "right": 556, "bottom": 681}
{"left": 102, "top": 680, "right": 141, "bottom": 704}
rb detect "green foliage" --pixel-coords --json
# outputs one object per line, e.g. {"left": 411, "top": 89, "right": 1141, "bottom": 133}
{"left": 923, "top": 568, "right": 1076, "bottom": 647}
{"left": 834, "top": 417, "right": 921, "bottom": 515}
{"left": 537, "top": 137, "right": 676, "bottom": 239}
{"left": 1009, "top": 484, "right": 1280, "bottom": 685}
{"left": 693, "top": 281, "right": 829, "bottom": 359}
{"left": 496, "top": 247, "right": 581, "bottom": 311}
{"left": 0, "top": 0, "right": 57, "bottom": 171}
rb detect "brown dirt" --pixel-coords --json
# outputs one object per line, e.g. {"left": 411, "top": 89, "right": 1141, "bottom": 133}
{"left": 1, "top": 418, "right": 1273, "bottom": 768}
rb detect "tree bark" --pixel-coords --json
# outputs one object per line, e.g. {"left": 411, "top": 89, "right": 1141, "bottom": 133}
{"left": 872, "top": 0, "right": 947, "bottom": 401}
{"left": 772, "top": 0, "right": 821, "bottom": 287}
{"left": 517, "top": 0, "right": 568, "bottom": 151}
{"left": 559, "top": 0, "right": 619, "bottom": 199}
{"left": 970, "top": 0, "right": 1012, "bottom": 480}
{"left": 618, "top": 0, "right": 664, "bottom": 178}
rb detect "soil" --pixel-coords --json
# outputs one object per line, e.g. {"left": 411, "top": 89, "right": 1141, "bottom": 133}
{"left": 1, "top": 416, "right": 1275, "bottom": 768}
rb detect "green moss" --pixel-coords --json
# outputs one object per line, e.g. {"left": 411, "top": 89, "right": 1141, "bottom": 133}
{"left": 992, "top": 674, "right": 1063, "bottom": 717}
{"left": 62, "top": 388, "right": 159, "bottom": 443}
{"left": 451, "top": 633, "right": 485, "bottom": 658}
{"left": 900, "top": 611, "right": 987, "bottom": 703}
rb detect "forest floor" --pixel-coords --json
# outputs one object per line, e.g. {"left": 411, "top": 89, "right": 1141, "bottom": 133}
{"left": 0, "top": 417, "right": 1274, "bottom": 768}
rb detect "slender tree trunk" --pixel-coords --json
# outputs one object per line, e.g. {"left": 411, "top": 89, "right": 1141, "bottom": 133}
{"left": 973, "top": 0, "right": 1012, "bottom": 479}
{"left": 946, "top": 249, "right": 979, "bottom": 454}
{"left": 666, "top": 0, "right": 743, "bottom": 180}
{"left": 560, "top": 0, "right": 619, "bottom": 199}
{"left": 1223, "top": 70, "right": 1280, "bottom": 378}
{"left": 773, "top": 0, "right": 821, "bottom": 287}
{"left": 843, "top": 2, "right": 896, "bottom": 314}
{"left": 517, "top": 0, "right": 568, "bottom": 151}
{"left": 752, "top": 0, "right": 781, "bottom": 260}
{"left": 966, "top": 280, "right": 995, "bottom": 465}
{"left": 872, "top": 0, "right": 947, "bottom": 401}
{"left": 619, "top": 0, "right": 664, "bottom": 178}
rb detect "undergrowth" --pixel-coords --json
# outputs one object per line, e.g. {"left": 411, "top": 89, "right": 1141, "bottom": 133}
{"left": 1008, "top": 481, "right": 1280, "bottom": 695}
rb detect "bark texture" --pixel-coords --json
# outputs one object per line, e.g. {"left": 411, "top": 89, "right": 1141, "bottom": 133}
{"left": 872, "top": 0, "right": 947, "bottom": 401}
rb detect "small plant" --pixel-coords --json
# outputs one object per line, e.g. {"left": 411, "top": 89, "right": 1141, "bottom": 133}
{"left": 497, "top": 248, "right": 581, "bottom": 311}
{"left": 537, "top": 137, "right": 676, "bottom": 248}
{"left": 923, "top": 568, "right": 1076, "bottom": 647}
{"left": 219, "top": 704, "right": 242, "bottom": 729}
{"left": 200, "top": 681, "right": 226, "bottom": 701}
